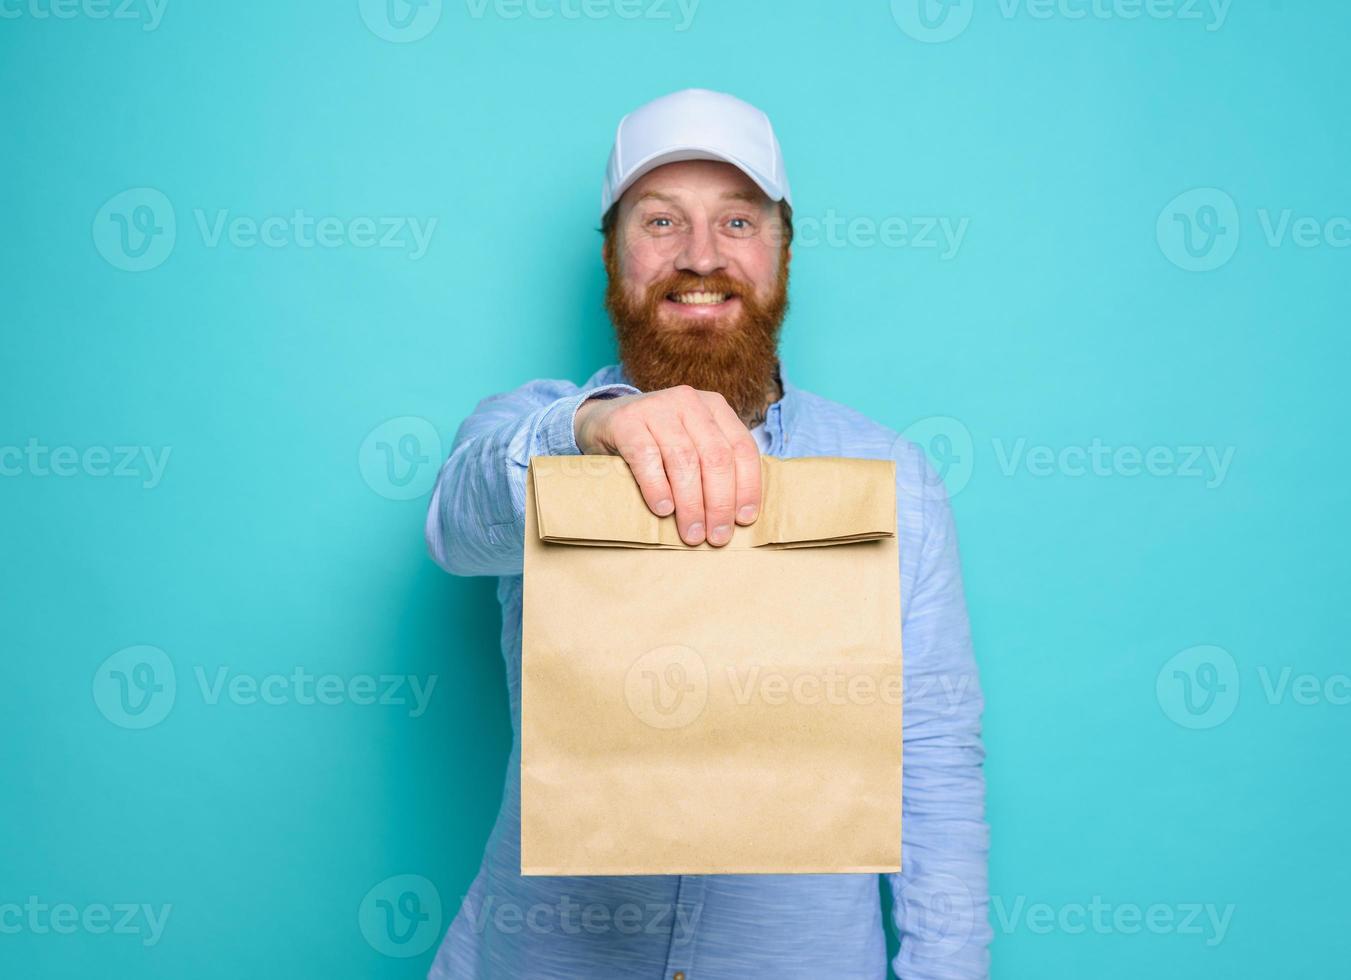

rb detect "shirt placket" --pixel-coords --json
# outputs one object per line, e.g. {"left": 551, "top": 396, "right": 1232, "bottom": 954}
{"left": 766, "top": 399, "right": 787, "bottom": 457}
{"left": 660, "top": 875, "right": 706, "bottom": 980}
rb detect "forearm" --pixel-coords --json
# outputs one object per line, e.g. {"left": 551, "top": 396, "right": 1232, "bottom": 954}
{"left": 888, "top": 713, "right": 990, "bottom": 979}
{"left": 888, "top": 446, "right": 992, "bottom": 979}
{"left": 424, "top": 379, "right": 639, "bottom": 577}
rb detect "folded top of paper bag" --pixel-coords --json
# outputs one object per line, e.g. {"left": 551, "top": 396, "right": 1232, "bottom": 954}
{"left": 529, "top": 454, "right": 896, "bottom": 550}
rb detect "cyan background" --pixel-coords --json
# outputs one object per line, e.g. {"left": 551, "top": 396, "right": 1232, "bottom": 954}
{"left": 3, "top": 1, "right": 1348, "bottom": 977}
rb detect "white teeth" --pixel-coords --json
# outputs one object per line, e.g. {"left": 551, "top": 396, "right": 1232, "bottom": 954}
{"left": 671, "top": 291, "right": 730, "bottom": 305}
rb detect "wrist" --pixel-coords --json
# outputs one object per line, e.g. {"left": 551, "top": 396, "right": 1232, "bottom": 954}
{"left": 573, "top": 397, "right": 603, "bottom": 455}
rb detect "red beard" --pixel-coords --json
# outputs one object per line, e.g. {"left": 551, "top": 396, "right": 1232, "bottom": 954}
{"left": 603, "top": 241, "right": 790, "bottom": 424}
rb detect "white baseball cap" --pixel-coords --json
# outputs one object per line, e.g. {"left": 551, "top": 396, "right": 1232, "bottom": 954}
{"left": 601, "top": 88, "right": 792, "bottom": 218}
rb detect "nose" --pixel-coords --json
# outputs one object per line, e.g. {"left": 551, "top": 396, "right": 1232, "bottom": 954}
{"left": 675, "top": 217, "right": 725, "bottom": 278}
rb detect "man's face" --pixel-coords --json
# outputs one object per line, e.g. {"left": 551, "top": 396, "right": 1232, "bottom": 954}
{"left": 603, "top": 159, "right": 792, "bottom": 423}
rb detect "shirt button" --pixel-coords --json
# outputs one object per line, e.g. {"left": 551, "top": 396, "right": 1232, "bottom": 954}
{"left": 673, "top": 973, "right": 686, "bottom": 980}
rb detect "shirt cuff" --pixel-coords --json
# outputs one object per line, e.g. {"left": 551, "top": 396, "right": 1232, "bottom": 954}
{"left": 531, "top": 383, "right": 641, "bottom": 458}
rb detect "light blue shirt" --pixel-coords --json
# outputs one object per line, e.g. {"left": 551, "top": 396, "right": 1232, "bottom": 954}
{"left": 749, "top": 418, "right": 771, "bottom": 455}
{"left": 424, "top": 363, "right": 991, "bottom": 979}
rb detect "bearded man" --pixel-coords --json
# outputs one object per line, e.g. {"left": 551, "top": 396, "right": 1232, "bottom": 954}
{"left": 425, "top": 88, "right": 991, "bottom": 980}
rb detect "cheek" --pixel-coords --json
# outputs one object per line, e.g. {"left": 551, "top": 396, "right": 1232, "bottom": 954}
{"left": 731, "top": 244, "right": 781, "bottom": 294}
{"left": 617, "top": 246, "right": 671, "bottom": 295}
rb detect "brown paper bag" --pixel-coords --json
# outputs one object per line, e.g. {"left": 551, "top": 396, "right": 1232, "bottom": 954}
{"left": 521, "top": 453, "right": 902, "bottom": 876}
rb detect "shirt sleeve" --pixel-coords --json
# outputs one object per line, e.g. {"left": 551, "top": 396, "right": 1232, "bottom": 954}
{"left": 424, "top": 378, "right": 640, "bottom": 577}
{"left": 886, "top": 446, "right": 992, "bottom": 979}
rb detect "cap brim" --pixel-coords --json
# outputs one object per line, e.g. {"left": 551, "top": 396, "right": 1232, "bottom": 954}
{"left": 607, "top": 146, "right": 787, "bottom": 214}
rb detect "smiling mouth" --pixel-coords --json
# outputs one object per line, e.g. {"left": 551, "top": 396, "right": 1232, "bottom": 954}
{"left": 665, "top": 290, "right": 738, "bottom": 309}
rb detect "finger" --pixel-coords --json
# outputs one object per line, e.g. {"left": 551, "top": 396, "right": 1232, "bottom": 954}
{"left": 677, "top": 398, "right": 739, "bottom": 546}
{"left": 699, "top": 391, "right": 762, "bottom": 525}
{"left": 611, "top": 421, "right": 674, "bottom": 518}
{"left": 645, "top": 412, "right": 707, "bottom": 545}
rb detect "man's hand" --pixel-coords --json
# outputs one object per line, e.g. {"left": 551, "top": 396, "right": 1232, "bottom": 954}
{"left": 574, "top": 386, "right": 762, "bottom": 547}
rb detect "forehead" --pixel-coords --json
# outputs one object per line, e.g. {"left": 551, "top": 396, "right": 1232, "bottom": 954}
{"left": 620, "top": 159, "right": 771, "bottom": 211}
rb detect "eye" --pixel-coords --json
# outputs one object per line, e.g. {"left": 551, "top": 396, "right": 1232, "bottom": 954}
{"left": 646, "top": 216, "right": 675, "bottom": 230}
{"left": 726, "top": 216, "right": 755, "bottom": 236}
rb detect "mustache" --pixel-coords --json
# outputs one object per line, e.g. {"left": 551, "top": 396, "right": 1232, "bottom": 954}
{"left": 648, "top": 272, "right": 748, "bottom": 300}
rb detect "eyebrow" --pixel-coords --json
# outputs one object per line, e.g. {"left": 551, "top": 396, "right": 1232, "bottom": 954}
{"left": 632, "top": 189, "right": 766, "bottom": 207}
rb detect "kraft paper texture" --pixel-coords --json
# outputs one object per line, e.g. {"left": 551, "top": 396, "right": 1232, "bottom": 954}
{"left": 521, "top": 453, "right": 902, "bottom": 875}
